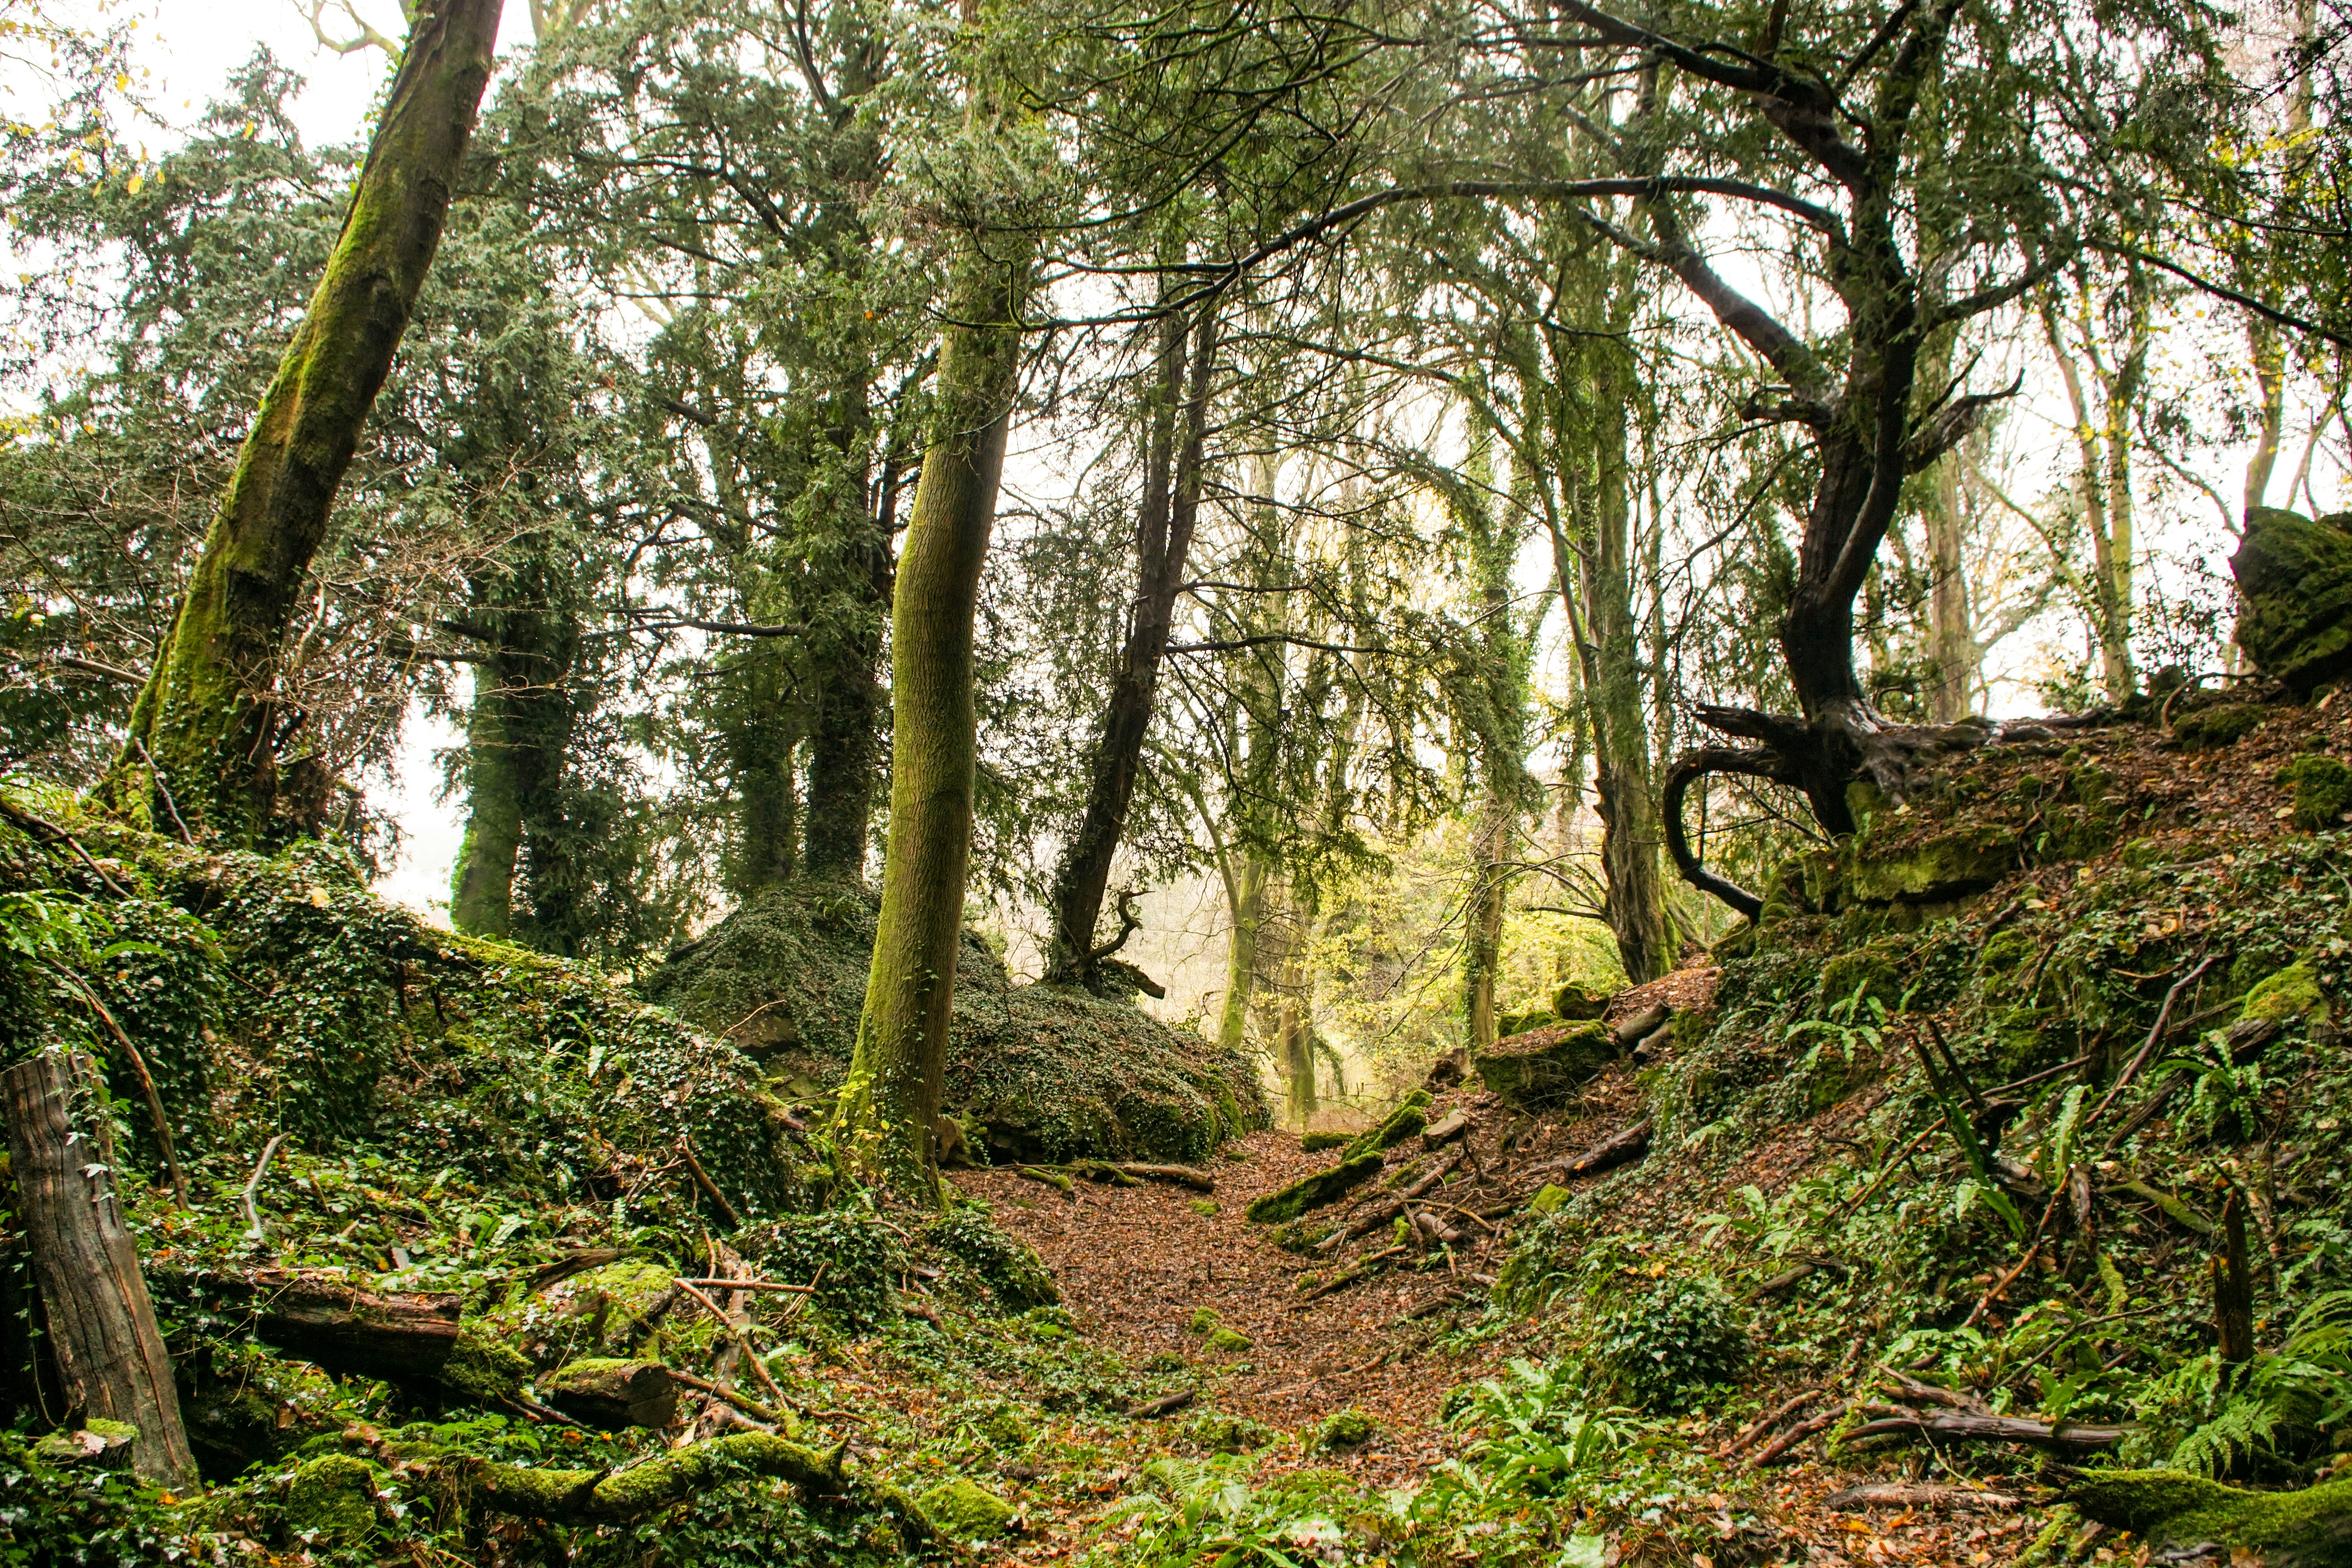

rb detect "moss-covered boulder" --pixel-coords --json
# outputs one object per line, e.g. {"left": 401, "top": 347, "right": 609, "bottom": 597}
{"left": 1245, "top": 1153, "right": 1383, "bottom": 1223}
{"left": 2071, "top": 1469, "right": 2352, "bottom": 1567}
{"left": 2235, "top": 507, "right": 2352, "bottom": 693}
{"left": 2279, "top": 754, "right": 2352, "bottom": 831}
{"left": 2172, "top": 701, "right": 2267, "bottom": 751}
{"left": 917, "top": 1475, "right": 1017, "bottom": 1540}
{"left": 1474, "top": 1020, "right": 1612, "bottom": 1107}
{"left": 1550, "top": 982, "right": 1612, "bottom": 1021}
{"left": 285, "top": 1453, "right": 378, "bottom": 1542}
{"left": 2243, "top": 958, "right": 2331, "bottom": 1025}
{"left": 643, "top": 883, "right": 1267, "bottom": 1162}
{"left": 1844, "top": 824, "right": 2016, "bottom": 904}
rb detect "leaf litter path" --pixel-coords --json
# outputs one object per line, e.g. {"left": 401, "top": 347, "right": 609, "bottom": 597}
{"left": 959, "top": 1128, "right": 1519, "bottom": 1489}
{"left": 955, "top": 960, "right": 2060, "bottom": 1565}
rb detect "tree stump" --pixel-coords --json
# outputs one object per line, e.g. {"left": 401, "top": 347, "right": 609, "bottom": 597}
{"left": 0, "top": 1051, "right": 196, "bottom": 1484}
{"left": 539, "top": 1358, "right": 678, "bottom": 1430}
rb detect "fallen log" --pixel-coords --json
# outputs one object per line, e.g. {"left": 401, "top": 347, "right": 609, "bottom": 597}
{"left": 463, "top": 1431, "right": 927, "bottom": 1537}
{"left": 1846, "top": 1410, "right": 2122, "bottom": 1449}
{"left": 1315, "top": 1200, "right": 1404, "bottom": 1252}
{"left": 1557, "top": 1118, "right": 1652, "bottom": 1178}
{"left": 2, "top": 1052, "right": 197, "bottom": 1485}
{"left": 1295, "top": 1246, "right": 1405, "bottom": 1305}
{"left": 1401, "top": 1147, "right": 1466, "bottom": 1198}
{"left": 1826, "top": 1483, "right": 2020, "bottom": 1511}
{"left": 1750, "top": 1406, "right": 1846, "bottom": 1467}
{"left": 1613, "top": 1004, "right": 1669, "bottom": 1052}
{"left": 539, "top": 1359, "right": 677, "bottom": 1431}
{"left": 192, "top": 1269, "right": 465, "bottom": 1380}
{"left": 1719, "top": 1390, "right": 1817, "bottom": 1458}
{"left": 1126, "top": 1390, "right": 1195, "bottom": 1419}
{"left": 1110, "top": 1163, "right": 1215, "bottom": 1192}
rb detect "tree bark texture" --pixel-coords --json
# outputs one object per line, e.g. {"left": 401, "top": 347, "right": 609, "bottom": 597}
{"left": 1546, "top": 291, "right": 1672, "bottom": 982}
{"left": 832, "top": 243, "right": 1030, "bottom": 1203}
{"left": 449, "top": 547, "right": 583, "bottom": 942}
{"left": 0, "top": 1052, "right": 196, "bottom": 1485}
{"left": 116, "top": 0, "right": 505, "bottom": 845}
{"left": 1045, "top": 309, "right": 1218, "bottom": 986}
{"left": 1922, "top": 458, "right": 1977, "bottom": 723}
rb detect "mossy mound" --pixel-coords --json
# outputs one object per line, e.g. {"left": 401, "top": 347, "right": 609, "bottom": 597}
{"left": 917, "top": 1475, "right": 1016, "bottom": 1539}
{"left": 0, "top": 797, "right": 815, "bottom": 1219}
{"left": 643, "top": 881, "right": 1268, "bottom": 1161}
{"left": 1473, "top": 1019, "right": 1612, "bottom": 1107}
{"left": 2071, "top": 1469, "right": 2352, "bottom": 1566}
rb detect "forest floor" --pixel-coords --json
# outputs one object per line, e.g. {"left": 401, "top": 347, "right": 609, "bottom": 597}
{"left": 961, "top": 964, "right": 2054, "bottom": 1566}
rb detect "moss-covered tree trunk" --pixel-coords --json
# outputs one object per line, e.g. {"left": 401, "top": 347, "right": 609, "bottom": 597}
{"left": 831, "top": 245, "right": 1029, "bottom": 1203}
{"left": 112, "top": 0, "right": 504, "bottom": 844}
{"left": 1045, "top": 308, "right": 1217, "bottom": 987}
{"left": 802, "top": 531, "right": 890, "bottom": 882}
{"left": 1550, "top": 296, "right": 1673, "bottom": 985}
{"left": 1215, "top": 852, "right": 1267, "bottom": 1054}
{"left": 449, "top": 544, "right": 582, "bottom": 941}
{"left": 1454, "top": 438, "right": 1532, "bottom": 1046}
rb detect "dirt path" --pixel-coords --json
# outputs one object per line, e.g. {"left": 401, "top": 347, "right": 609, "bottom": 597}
{"left": 956, "top": 1129, "right": 1519, "bottom": 1485}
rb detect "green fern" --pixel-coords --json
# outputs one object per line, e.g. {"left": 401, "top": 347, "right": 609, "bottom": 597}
{"left": 2129, "top": 1292, "right": 2352, "bottom": 1475}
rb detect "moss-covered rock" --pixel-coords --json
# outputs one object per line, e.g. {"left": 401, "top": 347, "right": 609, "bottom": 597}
{"left": 2234, "top": 506, "right": 2352, "bottom": 693}
{"left": 2243, "top": 958, "right": 2330, "bottom": 1025}
{"left": 1550, "top": 982, "right": 1611, "bottom": 1021}
{"left": 1299, "top": 1130, "right": 1352, "bottom": 1152}
{"left": 2279, "top": 754, "right": 2352, "bottom": 831}
{"left": 1244, "top": 1154, "right": 1383, "bottom": 1224}
{"left": 2071, "top": 1468, "right": 2352, "bottom": 1567}
{"left": 1473, "top": 1020, "right": 1612, "bottom": 1107}
{"left": 917, "top": 1475, "right": 1016, "bottom": 1540}
{"left": 284, "top": 1453, "right": 377, "bottom": 1542}
{"left": 1183, "top": 1410, "right": 1274, "bottom": 1453}
{"left": 1844, "top": 825, "right": 2016, "bottom": 904}
{"left": 2171, "top": 702, "right": 2267, "bottom": 750}
{"left": 1205, "top": 1326, "right": 1251, "bottom": 1352}
{"left": 1315, "top": 1409, "right": 1377, "bottom": 1450}
{"left": 642, "top": 882, "right": 1268, "bottom": 1161}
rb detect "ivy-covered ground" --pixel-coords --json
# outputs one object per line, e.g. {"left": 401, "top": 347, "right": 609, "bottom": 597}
{"left": 11, "top": 687, "right": 2352, "bottom": 1566}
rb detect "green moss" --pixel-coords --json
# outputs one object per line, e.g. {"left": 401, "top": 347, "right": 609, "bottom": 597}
{"left": 1338, "top": 1089, "right": 1431, "bottom": 1161}
{"left": 1183, "top": 1411, "right": 1274, "bottom": 1453}
{"left": 440, "top": 1332, "right": 531, "bottom": 1403}
{"left": 2279, "top": 754, "right": 2352, "bottom": 831}
{"left": 2071, "top": 1468, "right": 2352, "bottom": 1564}
{"left": 917, "top": 1475, "right": 1016, "bottom": 1540}
{"left": 1205, "top": 1327, "right": 1251, "bottom": 1352}
{"left": 1189, "top": 1198, "right": 1220, "bottom": 1216}
{"left": 1844, "top": 826, "right": 2016, "bottom": 904}
{"left": 1315, "top": 1409, "right": 1377, "bottom": 1450}
{"left": 1527, "top": 1183, "right": 1571, "bottom": 1215}
{"left": 2233, "top": 507, "right": 2352, "bottom": 691}
{"left": 285, "top": 1453, "right": 377, "bottom": 1541}
{"left": 1244, "top": 1154, "right": 1383, "bottom": 1224}
{"left": 1299, "top": 1131, "right": 1352, "bottom": 1152}
{"left": 971, "top": 1401, "right": 1032, "bottom": 1448}
{"left": 2171, "top": 702, "right": 2266, "bottom": 750}
{"left": 1187, "top": 1307, "right": 1222, "bottom": 1334}
{"left": 1472, "top": 1020, "right": 1612, "bottom": 1107}
{"left": 2243, "top": 958, "right": 2330, "bottom": 1024}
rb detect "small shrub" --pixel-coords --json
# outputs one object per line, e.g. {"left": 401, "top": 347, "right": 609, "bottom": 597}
{"left": 743, "top": 1200, "right": 906, "bottom": 1330}
{"left": 1592, "top": 1276, "right": 1751, "bottom": 1412}
{"left": 924, "top": 1203, "right": 1060, "bottom": 1310}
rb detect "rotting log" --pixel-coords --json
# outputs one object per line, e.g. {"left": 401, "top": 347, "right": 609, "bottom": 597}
{"left": 1555, "top": 1118, "right": 1652, "bottom": 1178}
{"left": 1112, "top": 1163, "right": 1215, "bottom": 1192}
{"left": 0, "top": 1052, "right": 197, "bottom": 1485}
{"left": 539, "top": 1359, "right": 677, "bottom": 1431}
{"left": 1845, "top": 1408, "right": 2122, "bottom": 1449}
{"left": 460, "top": 1431, "right": 929, "bottom": 1537}
{"left": 190, "top": 1269, "right": 463, "bottom": 1379}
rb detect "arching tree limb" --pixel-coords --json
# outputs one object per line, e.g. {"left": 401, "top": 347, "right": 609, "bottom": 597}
{"left": 1661, "top": 744, "right": 1795, "bottom": 920}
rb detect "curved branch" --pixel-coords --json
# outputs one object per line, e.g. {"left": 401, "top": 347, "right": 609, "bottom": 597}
{"left": 1663, "top": 745, "right": 1795, "bottom": 920}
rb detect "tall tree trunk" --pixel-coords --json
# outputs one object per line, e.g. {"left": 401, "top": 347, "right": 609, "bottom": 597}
{"left": 1922, "top": 458, "right": 1977, "bottom": 722}
{"left": 1271, "top": 892, "right": 1318, "bottom": 1126}
{"left": 113, "top": 0, "right": 504, "bottom": 845}
{"left": 450, "top": 545, "right": 581, "bottom": 940}
{"left": 2042, "top": 276, "right": 2147, "bottom": 702}
{"left": 1463, "top": 806, "right": 1507, "bottom": 1049}
{"left": 726, "top": 681, "right": 802, "bottom": 894}
{"left": 1045, "top": 309, "right": 1217, "bottom": 987}
{"left": 1548, "top": 305, "right": 1673, "bottom": 984}
{"left": 0, "top": 1053, "right": 196, "bottom": 1486}
{"left": 1216, "top": 853, "right": 1267, "bottom": 1056}
{"left": 801, "top": 550, "right": 888, "bottom": 882}
{"left": 831, "top": 243, "right": 1029, "bottom": 1203}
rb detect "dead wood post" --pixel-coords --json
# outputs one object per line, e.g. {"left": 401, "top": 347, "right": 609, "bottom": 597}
{"left": 0, "top": 1051, "right": 196, "bottom": 1484}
